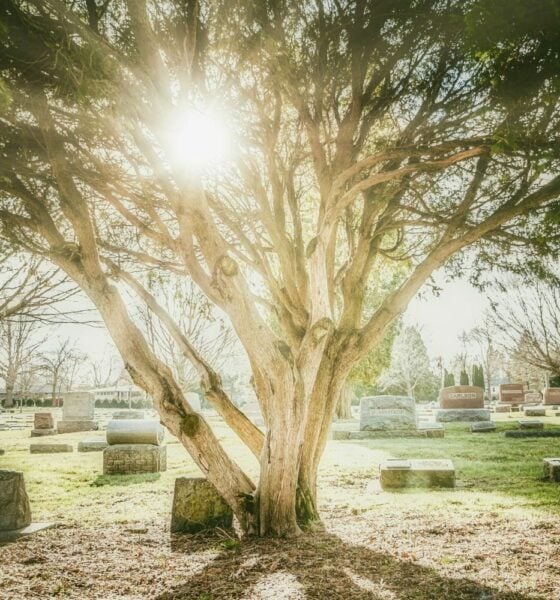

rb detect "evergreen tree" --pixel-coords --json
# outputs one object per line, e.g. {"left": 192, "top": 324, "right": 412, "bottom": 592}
{"left": 460, "top": 370, "right": 469, "bottom": 385}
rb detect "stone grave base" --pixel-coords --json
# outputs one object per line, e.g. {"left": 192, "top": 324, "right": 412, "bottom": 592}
{"left": 30, "top": 428, "right": 57, "bottom": 437}
{"left": 471, "top": 421, "right": 496, "bottom": 433}
{"left": 493, "top": 404, "right": 511, "bottom": 413}
{"left": 518, "top": 420, "right": 544, "bottom": 430}
{"left": 333, "top": 427, "right": 440, "bottom": 440}
{"left": 543, "top": 458, "right": 560, "bottom": 482}
{"left": 0, "top": 522, "right": 55, "bottom": 542}
{"left": 103, "top": 444, "right": 167, "bottom": 475}
{"left": 78, "top": 440, "right": 108, "bottom": 452}
{"left": 505, "top": 430, "right": 560, "bottom": 438}
{"left": 171, "top": 477, "right": 233, "bottom": 533}
{"left": 57, "top": 420, "right": 98, "bottom": 434}
{"left": 379, "top": 459, "right": 455, "bottom": 489}
{"left": 112, "top": 410, "right": 145, "bottom": 420}
{"left": 435, "top": 409, "right": 491, "bottom": 423}
{"left": 30, "top": 443, "right": 73, "bottom": 453}
{"left": 524, "top": 407, "right": 546, "bottom": 417}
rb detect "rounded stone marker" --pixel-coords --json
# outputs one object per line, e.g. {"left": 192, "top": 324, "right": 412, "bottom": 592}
{"left": 0, "top": 470, "right": 32, "bottom": 531}
{"left": 106, "top": 419, "right": 164, "bottom": 446}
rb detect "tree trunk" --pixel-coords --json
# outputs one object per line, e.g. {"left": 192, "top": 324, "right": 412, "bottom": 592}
{"left": 4, "top": 378, "right": 15, "bottom": 408}
{"left": 335, "top": 382, "right": 354, "bottom": 419}
{"left": 51, "top": 374, "right": 58, "bottom": 406}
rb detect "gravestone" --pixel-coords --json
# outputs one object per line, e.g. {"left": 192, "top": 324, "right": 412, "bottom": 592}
{"left": 379, "top": 459, "right": 455, "bottom": 489}
{"left": 0, "top": 471, "right": 31, "bottom": 531}
{"left": 170, "top": 477, "right": 233, "bottom": 533}
{"left": 518, "top": 420, "right": 544, "bottom": 430}
{"left": 103, "top": 419, "right": 166, "bottom": 475}
{"left": 543, "top": 458, "right": 560, "bottom": 482}
{"left": 31, "top": 412, "right": 56, "bottom": 437}
{"left": 417, "top": 423, "right": 445, "bottom": 438}
{"left": 524, "top": 407, "right": 546, "bottom": 417}
{"left": 543, "top": 388, "right": 560, "bottom": 406}
{"left": 78, "top": 440, "right": 108, "bottom": 452}
{"left": 439, "top": 386, "right": 484, "bottom": 409}
{"left": 471, "top": 421, "right": 496, "bottom": 433}
{"left": 112, "top": 410, "right": 145, "bottom": 420}
{"left": 524, "top": 391, "right": 542, "bottom": 404}
{"left": 30, "top": 443, "right": 73, "bottom": 453}
{"left": 103, "top": 444, "right": 166, "bottom": 474}
{"left": 499, "top": 383, "right": 524, "bottom": 405}
{"left": 359, "top": 396, "right": 416, "bottom": 431}
{"left": 57, "top": 391, "right": 97, "bottom": 433}
{"left": 494, "top": 404, "right": 511, "bottom": 413}
{"left": 435, "top": 408, "right": 491, "bottom": 423}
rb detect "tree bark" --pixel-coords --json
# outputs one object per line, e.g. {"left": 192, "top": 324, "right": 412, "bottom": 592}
{"left": 335, "top": 382, "right": 354, "bottom": 420}
{"left": 4, "top": 377, "right": 15, "bottom": 408}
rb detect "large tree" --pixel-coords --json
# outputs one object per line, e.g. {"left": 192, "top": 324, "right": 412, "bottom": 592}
{"left": 0, "top": 0, "right": 559, "bottom": 536}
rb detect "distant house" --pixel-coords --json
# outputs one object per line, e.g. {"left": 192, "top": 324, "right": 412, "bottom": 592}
{"left": 90, "top": 385, "right": 148, "bottom": 406}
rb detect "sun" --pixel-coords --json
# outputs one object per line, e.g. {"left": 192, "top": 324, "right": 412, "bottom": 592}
{"left": 165, "top": 108, "right": 231, "bottom": 170}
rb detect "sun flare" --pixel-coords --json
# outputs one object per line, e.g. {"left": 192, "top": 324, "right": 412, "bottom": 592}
{"left": 165, "top": 108, "right": 231, "bottom": 169}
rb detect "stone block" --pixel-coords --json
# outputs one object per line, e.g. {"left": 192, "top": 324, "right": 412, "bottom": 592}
{"left": 494, "top": 404, "right": 511, "bottom": 413}
{"left": 34, "top": 412, "right": 54, "bottom": 430}
{"left": 360, "top": 396, "right": 416, "bottom": 431}
{"left": 417, "top": 423, "right": 445, "bottom": 438}
{"left": 30, "top": 428, "right": 57, "bottom": 437}
{"left": 106, "top": 420, "right": 164, "bottom": 446}
{"left": 0, "top": 471, "right": 32, "bottom": 530}
{"left": 499, "top": 383, "right": 525, "bottom": 404}
{"left": 62, "top": 391, "right": 95, "bottom": 421}
{"left": 505, "top": 430, "right": 560, "bottom": 438}
{"left": 78, "top": 440, "right": 108, "bottom": 452}
{"left": 471, "top": 421, "right": 496, "bottom": 433}
{"left": 170, "top": 477, "right": 233, "bottom": 533}
{"left": 30, "top": 443, "right": 73, "bottom": 453}
{"left": 57, "top": 420, "right": 97, "bottom": 434}
{"left": 112, "top": 410, "right": 145, "bottom": 420}
{"left": 524, "top": 407, "right": 546, "bottom": 417}
{"left": 543, "top": 458, "right": 560, "bottom": 482}
{"left": 435, "top": 409, "right": 491, "bottom": 423}
{"left": 518, "top": 420, "right": 544, "bottom": 430}
{"left": 379, "top": 459, "right": 455, "bottom": 489}
{"left": 103, "top": 444, "right": 167, "bottom": 475}
{"left": 439, "top": 386, "right": 484, "bottom": 409}
{"left": 543, "top": 388, "right": 560, "bottom": 405}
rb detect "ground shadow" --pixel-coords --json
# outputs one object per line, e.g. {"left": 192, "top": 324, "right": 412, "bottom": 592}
{"left": 155, "top": 530, "right": 544, "bottom": 600}
{"left": 91, "top": 472, "right": 161, "bottom": 487}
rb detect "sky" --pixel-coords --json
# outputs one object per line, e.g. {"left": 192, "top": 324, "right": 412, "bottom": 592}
{"left": 50, "top": 271, "right": 489, "bottom": 373}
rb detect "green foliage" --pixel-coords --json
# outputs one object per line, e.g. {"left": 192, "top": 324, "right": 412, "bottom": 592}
{"left": 471, "top": 364, "right": 485, "bottom": 389}
{"left": 443, "top": 370, "right": 455, "bottom": 387}
{"left": 459, "top": 370, "right": 469, "bottom": 386}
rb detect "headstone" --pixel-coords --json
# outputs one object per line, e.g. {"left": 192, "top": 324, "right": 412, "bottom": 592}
{"left": 417, "top": 423, "right": 445, "bottom": 438}
{"left": 543, "top": 388, "right": 560, "bottom": 406}
{"left": 379, "top": 459, "right": 455, "bottom": 489}
{"left": 30, "top": 443, "right": 73, "bottom": 453}
{"left": 78, "top": 440, "right": 108, "bottom": 452}
{"left": 439, "top": 386, "right": 484, "bottom": 409}
{"left": 505, "top": 430, "right": 560, "bottom": 438}
{"left": 58, "top": 391, "right": 97, "bottom": 433}
{"left": 106, "top": 420, "right": 164, "bottom": 446}
{"left": 0, "top": 471, "right": 32, "bottom": 530}
{"left": 31, "top": 411, "right": 57, "bottom": 437}
{"left": 435, "top": 408, "right": 491, "bottom": 423}
{"left": 471, "top": 421, "right": 496, "bottom": 433}
{"left": 524, "top": 391, "right": 542, "bottom": 404}
{"left": 170, "top": 477, "right": 233, "bottom": 533}
{"left": 518, "top": 420, "right": 544, "bottom": 430}
{"left": 524, "top": 407, "right": 546, "bottom": 417}
{"left": 499, "top": 383, "right": 524, "bottom": 405}
{"left": 359, "top": 396, "right": 416, "bottom": 431}
{"left": 543, "top": 458, "right": 560, "bottom": 482}
{"left": 494, "top": 404, "right": 511, "bottom": 413}
{"left": 103, "top": 444, "right": 167, "bottom": 474}
{"left": 112, "top": 410, "right": 145, "bottom": 420}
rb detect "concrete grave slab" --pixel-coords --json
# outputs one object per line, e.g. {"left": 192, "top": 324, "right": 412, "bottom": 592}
{"left": 30, "top": 443, "right": 73, "bottom": 453}
{"left": 78, "top": 440, "right": 108, "bottom": 452}
{"left": 379, "top": 459, "right": 455, "bottom": 489}
{"left": 518, "top": 420, "right": 544, "bottom": 430}
{"left": 0, "top": 522, "right": 55, "bottom": 543}
{"left": 524, "top": 407, "right": 546, "bottom": 417}
{"left": 471, "top": 421, "right": 496, "bottom": 433}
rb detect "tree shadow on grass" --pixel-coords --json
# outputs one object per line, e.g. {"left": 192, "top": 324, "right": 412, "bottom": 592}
{"left": 155, "top": 530, "right": 544, "bottom": 600}
{"left": 91, "top": 473, "right": 161, "bottom": 487}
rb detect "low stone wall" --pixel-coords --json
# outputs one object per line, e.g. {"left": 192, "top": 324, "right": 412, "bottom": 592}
{"left": 103, "top": 444, "right": 167, "bottom": 475}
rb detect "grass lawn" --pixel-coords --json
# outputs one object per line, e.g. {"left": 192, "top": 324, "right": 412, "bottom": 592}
{"left": 1, "top": 411, "right": 559, "bottom": 599}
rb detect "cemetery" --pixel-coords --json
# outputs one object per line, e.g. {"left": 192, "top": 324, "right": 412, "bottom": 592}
{"left": 1, "top": 1, "right": 560, "bottom": 598}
